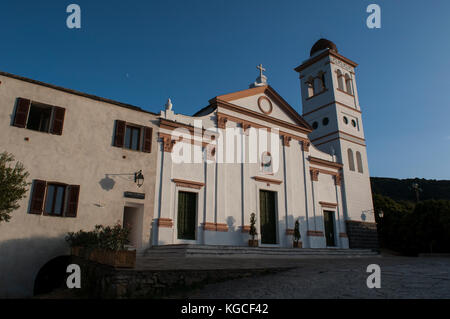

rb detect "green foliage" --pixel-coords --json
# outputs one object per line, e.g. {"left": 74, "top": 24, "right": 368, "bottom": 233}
{"left": 293, "top": 219, "right": 301, "bottom": 243}
{"left": 0, "top": 152, "right": 30, "bottom": 223}
{"left": 371, "top": 177, "right": 450, "bottom": 202}
{"left": 249, "top": 212, "right": 257, "bottom": 240}
{"left": 374, "top": 193, "right": 450, "bottom": 254}
{"left": 66, "top": 223, "right": 130, "bottom": 251}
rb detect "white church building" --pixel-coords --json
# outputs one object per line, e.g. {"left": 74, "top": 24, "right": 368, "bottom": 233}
{"left": 152, "top": 39, "right": 376, "bottom": 249}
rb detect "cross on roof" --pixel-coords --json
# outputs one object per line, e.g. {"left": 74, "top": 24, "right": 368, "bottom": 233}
{"left": 257, "top": 64, "right": 266, "bottom": 78}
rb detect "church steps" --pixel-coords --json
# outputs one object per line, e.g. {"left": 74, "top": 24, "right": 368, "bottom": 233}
{"left": 143, "top": 244, "right": 378, "bottom": 258}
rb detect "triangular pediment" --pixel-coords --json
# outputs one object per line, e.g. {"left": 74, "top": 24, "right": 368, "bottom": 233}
{"left": 212, "top": 85, "right": 312, "bottom": 131}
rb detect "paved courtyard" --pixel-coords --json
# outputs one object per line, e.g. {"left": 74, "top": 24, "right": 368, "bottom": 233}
{"left": 170, "top": 256, "right": 450, "bottom": 299}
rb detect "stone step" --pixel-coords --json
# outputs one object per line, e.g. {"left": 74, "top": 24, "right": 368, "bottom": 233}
{"left": 143, "top": 244, "right": 378, "bottom": 258}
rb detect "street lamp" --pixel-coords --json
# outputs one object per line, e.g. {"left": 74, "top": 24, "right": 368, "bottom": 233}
{"left": 134, "top": 170, "right": 144, "bottom": 188}
{"left": 378, "top": 210, "right": 384, "bottom": 218}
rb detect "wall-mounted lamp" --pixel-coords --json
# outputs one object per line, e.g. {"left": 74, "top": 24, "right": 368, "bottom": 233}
{"left": 134, "top": 170, "right": 144, "bottom": 188}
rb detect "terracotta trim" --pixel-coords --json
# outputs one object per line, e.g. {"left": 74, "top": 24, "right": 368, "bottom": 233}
{"left": 319, "top": 201, "right": 338, "bottom": 208}
{"left": 241, "top": 225, "right": 250, "bottom": 233}
{"left": 307, "top": 230, "right": 324, "bottom": 237}
{"left": 310, "top": 130, "right": 340, "bottom": 143}
{"left": 295, "top": 49, "right": 357, "bottom": 73}
{"left": 215, "top": 85, "right": 267, "bottom": 102}
{"left": 217, "top": 112, "right": 310, "bottom": 146}
{"left": 257, "top": 96, "right": 273, "bottom": 115}
{"left": 213, "top": 85, "right": 313, "bottom": 131}
{"left": 336, "top": 88, "right": 355, "bottom": 97}
{"left": 334, "top": 174, "right": 342, "bottom": 186}
{"left": 157, "top": 218, "right": 173, "bottom": 228}
{"left": 253, "top": 176, "right": 283, "bottom": 186}
{"left": 346, "top": 220, "right": 377, "bottom": 226}
{"left": 310, "top": 168, "right": 319, "bottom": 181}
{"left": 173, "top": 178, "right": 205, "bottom": 189}
{"left": 314, "top": 136, "right": 366, "bottom": 147}
{"left": 339, "top": 232, "right": 348, "bottom": 238}
{"left": 202, "top": 222, "right": 229, "bottom": 232}
{"left": 214, "top": 99, "right": 312, "bottom": 134}
{"left": 303, "top": 101, "right": 361, "bottom": 117}
{"left": 311, "top": 130, "right": 366, "bottom": 143}
{"left": 160, "top": 118, "right": 205, "bottom": 136}
{"left": 309, "top": 156, "right": 343, "bottom": 169}
{"left": 285, "top": 229, "right": 294, "bottom": 235}
{"left": 282, "top": 135, "right": 292, "bottom": 147}
{"left": 216, "top": 223, "right": 229, "bottom": 232}
{"left": 159, "top": 132, "right": 178, "bottom": 152}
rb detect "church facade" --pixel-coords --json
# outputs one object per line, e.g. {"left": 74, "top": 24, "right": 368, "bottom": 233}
{"left": 152, "top": 39, "right": 376, "bottom": 249}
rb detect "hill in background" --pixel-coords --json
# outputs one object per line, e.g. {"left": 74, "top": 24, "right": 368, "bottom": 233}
{"left": 370, "top": 177, "right": 450, "bottom": 202}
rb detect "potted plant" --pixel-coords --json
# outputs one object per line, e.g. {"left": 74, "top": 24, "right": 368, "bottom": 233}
{"left": 66, "top": 223, "right": 136, "bottom": 268}
{"left": 248, "top": 212, "right": 258, "bottom": 247}
{"left": 293, "top": 219, "right": 302, "bottom": 248}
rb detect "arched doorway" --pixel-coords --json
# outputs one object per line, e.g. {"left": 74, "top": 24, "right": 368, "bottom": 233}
{"left": 33, "top": 255, "right": 71, "bottom": 296}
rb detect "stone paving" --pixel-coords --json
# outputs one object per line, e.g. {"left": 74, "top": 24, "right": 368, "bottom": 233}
{"left": 169, "top": 256, "right": 450, "bottom": 299}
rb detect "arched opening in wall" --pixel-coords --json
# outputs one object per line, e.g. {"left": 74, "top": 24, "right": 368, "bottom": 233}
{"left": 356, "top": 151, "right": 364, "bottom": 173}
{"left": 306, "top": 78, "right": 315, "bottom": 98}
{"left": 320, "top": 72, "right": 326, "bottom": 90}
{"left": 33, "top": 255, "right": 71, "bottom": 296}
{"left": 336, "top": 70, "right": 344, "bottom": 91}
{"left": 347, "top": 148, "right": 355, "bottom": 171}
{"left": 345, "top": 74, "right": 353, "bottom": 95}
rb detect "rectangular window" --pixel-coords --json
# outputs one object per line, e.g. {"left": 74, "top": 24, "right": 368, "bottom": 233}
{"left": 113, "top": 120, "right": 152, "bottom": 153}
{"left": 125, "top": 125, "right": 141, "bottom": 151}
{"left": 29, "top": 180, "right": 80, "bottom": 217}
{"left": 12, "top": 98, "right": 66, "bottom": 135}
{"left": 27, "top": 102, "right": 52, "bottom": 132}
{"left": 44, "top": 184, "right": 66, "bottom": 216}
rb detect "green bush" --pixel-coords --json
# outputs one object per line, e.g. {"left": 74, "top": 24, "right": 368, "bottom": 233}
{"left": 374, "top": 194, "right": 450, "bottom": 255}
{"left": 66, "top": 223, "right": 130, "bottom": 251}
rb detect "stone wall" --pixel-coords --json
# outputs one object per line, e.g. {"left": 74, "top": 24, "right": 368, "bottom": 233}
{"left": 345, "top": 221, "right": 379, "bottom": 250}
{"left": 73, "top": 257, "right": 282, "bottom": 298}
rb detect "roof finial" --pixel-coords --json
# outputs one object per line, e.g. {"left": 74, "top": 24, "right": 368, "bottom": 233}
{"left": 165, "top": 98, "right": 172, "bottom": 110}
{"left": 250, "top": 64, "right": 268, "bottom": 88}
{"left": 257, "top": 64, "right": 266, "bottom": 78}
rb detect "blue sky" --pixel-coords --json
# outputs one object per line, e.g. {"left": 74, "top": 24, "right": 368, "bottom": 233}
{"left": 1, "top": 0, "right": 449, "bottom": 179}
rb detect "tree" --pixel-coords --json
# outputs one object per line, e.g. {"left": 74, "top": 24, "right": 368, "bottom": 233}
{"left": 0, "top": 152, "right": 29, "bottom": 223}
{"left": 249, "top": 212, "right": 257, "bottom": 241}
{"left": 293, "top": 219, "right": 301, "bottom": 244}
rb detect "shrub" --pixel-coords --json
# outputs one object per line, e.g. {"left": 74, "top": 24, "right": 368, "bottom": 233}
{"left": 66, "top": 223, "right": 130, "bottom": 251}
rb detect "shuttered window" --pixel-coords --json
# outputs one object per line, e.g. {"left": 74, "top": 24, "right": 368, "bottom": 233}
{"left": 12, "top": 98, "right": 66, "bottom": 135}
{"left": 113, "top": 120, "right": 152, "bottom": 153}
{"left": 29, "top": 180, "right": 80, "bottom": 218}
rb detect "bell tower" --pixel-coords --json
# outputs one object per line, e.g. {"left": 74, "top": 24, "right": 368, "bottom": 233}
{"left": 295, "top": 39, "right": 377, "bottom": 249}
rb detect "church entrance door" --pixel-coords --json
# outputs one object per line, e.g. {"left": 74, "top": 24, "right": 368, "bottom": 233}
{"left": 177, "top": 191, "right": 197, "bottom": 240}
{"left": 324, "top": 210, "right": 336, "bottom": 247}
{"left": 259, "top": 190, "right": 277, "bottom": 244}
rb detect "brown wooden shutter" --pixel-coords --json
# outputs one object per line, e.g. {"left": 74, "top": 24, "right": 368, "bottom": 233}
{"left": 142, "top": 126, "right": 153, "bottom": 153}
{"left": 50, "top": 106, "right": 66, "bottom": 135}
{"left": 114, "top": 120, "right": 126, "bottom": 147}
{"left": 29, "top": 180, "right": 47, "bottom": 214}
{"left": 13, "top": 98, "right": 31, "bottom": 128}
{"left": 65, "top": 185, "right": 80, "bottom": 218}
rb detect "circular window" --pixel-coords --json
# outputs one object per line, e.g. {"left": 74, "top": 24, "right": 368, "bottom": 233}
{"left": 312, "top": 121, "right": 318, "bottom": 129}
{"left": 257, "top": 96, "right": 273, "bottom": 115}
{"left": 322, "top": 117, "right": 329, "bottom": 126}
{"left": 351, "top": 119, "right": 357, "bottom": 127}
{"left": 343, "top": 116, "right": 348, "bottom": 124}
